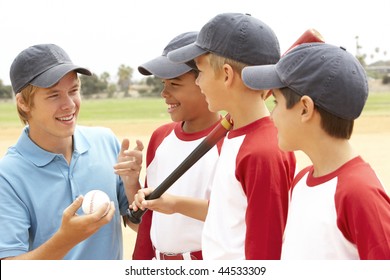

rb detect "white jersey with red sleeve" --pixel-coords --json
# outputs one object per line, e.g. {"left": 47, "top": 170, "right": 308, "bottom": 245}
{"left": 282, "top": 156, "right": 390, "bottom": 259}
{"left": 133, "top": 121, "right": 223, "bottom": 258}
{"left": 202, "top": 117, "right": 296, "bottom": 259}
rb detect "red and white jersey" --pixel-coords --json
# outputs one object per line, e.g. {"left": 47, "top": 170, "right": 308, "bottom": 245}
{"left": 202, "top": 117, "right": 296, "bottom": 259}
{"left": 132, "top": 121, "right": 223, "bottom": 259}
{"left": 282, "top": 156, "right": 390, "bottom": 259}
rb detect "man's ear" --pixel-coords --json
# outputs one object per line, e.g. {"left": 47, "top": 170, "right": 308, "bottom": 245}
{"left": 16, "top": 93, "right": 30, "bottom": 113}
{"left": 300, "top": 95, "right": 315, "bottom": 121}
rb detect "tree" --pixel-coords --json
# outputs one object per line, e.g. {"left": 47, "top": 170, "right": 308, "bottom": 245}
{"left": 0, "top": 79, "right": 12, "bottom": 99}
{"left": 80, "top": 73, "right": 107, "bottom": 97}
{"left": 355, "top": 35, "right": 366, "bottom": 67}
{"left": 107, "top": 83, "right": 117, "bottom": 98}
{"left": 145, "top": 76, "right": 163, "bottom": 96}
{"left": 100, "top": 72, "right": 110, "bottom": 87}
{"left": 117, "top": 64, "right": 133, "bottom": 97}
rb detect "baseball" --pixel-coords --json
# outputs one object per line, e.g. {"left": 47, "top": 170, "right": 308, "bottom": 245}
{"left": 82, "top": 190, "right": 110, "bottom": 216}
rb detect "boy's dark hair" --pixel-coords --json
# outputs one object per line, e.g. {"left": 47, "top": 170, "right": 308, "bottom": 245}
{"left": 189, "top": 67, "right": 200, "bottom": 78}
{"left": 280, "top": 87, "right": 354, "bottom": 139}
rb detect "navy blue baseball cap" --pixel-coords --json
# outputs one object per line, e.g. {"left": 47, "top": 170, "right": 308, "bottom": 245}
{"left": 242, "top": 43, "right": 369, "bottom": 120}
{"left": 167, "top": 13, "right": 280, "bottom": 66}
{"left": 10, "top": 44, "right": 91, "bottom": 93}
{"left": 138, "top": 31, "right": 198, "bottom": 79}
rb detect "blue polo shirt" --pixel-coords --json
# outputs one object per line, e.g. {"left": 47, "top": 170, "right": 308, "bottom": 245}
{"left": 0, "top": 125, "right": 129, "bottom": 259}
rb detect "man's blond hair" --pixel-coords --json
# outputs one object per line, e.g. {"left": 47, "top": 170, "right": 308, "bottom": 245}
{"left": 16, "top": 84, "right": 39, "bottom": 125}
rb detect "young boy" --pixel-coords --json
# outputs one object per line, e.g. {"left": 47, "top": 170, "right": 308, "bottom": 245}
{"left": 164, "top": 13, "right": 296, "bottom": 259}
{"left": 242, "top": 42, "right": 390, "bottom": 259}
{"left": 130, "top": 32, "right": 222, "bottom": 260}
{"left": 0, "top": 44, "right": 142, "bottom": 259}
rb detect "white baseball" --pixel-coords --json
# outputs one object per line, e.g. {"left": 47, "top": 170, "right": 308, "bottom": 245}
{"left": 82, "top": 190, "right": 110, "bottom": 216}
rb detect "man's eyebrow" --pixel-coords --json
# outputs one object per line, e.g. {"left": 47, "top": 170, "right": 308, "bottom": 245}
{"left": 45, "top": 79, "right": 80, "bottom": 93}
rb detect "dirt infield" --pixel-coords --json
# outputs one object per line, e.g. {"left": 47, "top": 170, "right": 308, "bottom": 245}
{"left": 1, "top": 114, "right": 389, "bottom": 259}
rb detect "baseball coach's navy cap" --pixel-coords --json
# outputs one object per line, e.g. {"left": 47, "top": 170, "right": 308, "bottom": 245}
{"left": 10, "top": 44, "right": 91, "bottom": 93}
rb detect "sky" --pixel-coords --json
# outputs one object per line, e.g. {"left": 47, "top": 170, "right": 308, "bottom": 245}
{"left": 1, "top": 0, "right": 389, "bottom": 85}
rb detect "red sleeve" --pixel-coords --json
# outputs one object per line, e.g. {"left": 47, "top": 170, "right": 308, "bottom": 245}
{"left": 336, "top": 163, "right": 390, "bottom": 259}
{"left": 131, "top": 123, "right": 176, "bottom": 260}
{"left": 237, "top": 130, "right": 296, "bottom": 259}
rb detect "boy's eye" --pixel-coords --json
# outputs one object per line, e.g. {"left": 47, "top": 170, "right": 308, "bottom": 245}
{"left": 165, "top": 81, "right": 181, "bottom": 88}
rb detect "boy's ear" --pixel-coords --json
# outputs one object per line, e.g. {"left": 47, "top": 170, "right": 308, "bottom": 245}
{"left": 16, "top": 93, "right": 30, "bottom": 113}
{"left": 222, "top": 63, "right": 234, "bottom": 85}
{"left": 300, "top": 95, "right": 315, "bottom": 121}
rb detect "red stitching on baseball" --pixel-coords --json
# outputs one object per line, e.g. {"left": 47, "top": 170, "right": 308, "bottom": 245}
{"left": 89, "top": 191, "right": 96, "bottom": 214}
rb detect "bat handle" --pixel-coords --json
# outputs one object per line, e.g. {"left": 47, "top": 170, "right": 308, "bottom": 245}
{"left": 126, "top": 207, "right": 145, "bottom": 224}
{"left": 126, "top": 190, "right": 158, "bottom": 224}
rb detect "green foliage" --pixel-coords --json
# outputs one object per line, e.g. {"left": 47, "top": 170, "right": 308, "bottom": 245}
{"left": 117, "top": 65, "right": 133, "bottom": 97}
{"left": 80, "top": 74, "right": 108, "bottom": 96}
{"left": 107, "top": 83, "right": 117, "bottom": 98}
{"left": 77, "top": 66, "right": 135, "bottom": 98}
{"left": 0, "top": 79, "right": 12, "bottom": 99}
{"left": 144, "top": 76, "right": 163, "bottom": 97}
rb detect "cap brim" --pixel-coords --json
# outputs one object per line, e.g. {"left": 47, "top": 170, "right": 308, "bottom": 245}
{"left": 138, "top": 55, "right": 192, "bottom": 79}
{"left": 167, "top": 43, "right": 207, "bottom": 63}
{"left": 242, "top": 65, "right": 285, "bottom": 90}
{"left": 30, "top": 64, "right": 91, "bottom": 88}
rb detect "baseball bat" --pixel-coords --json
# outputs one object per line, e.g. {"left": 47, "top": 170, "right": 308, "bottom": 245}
{"left": 283, "top": 28, "right": 324, "bottom": 55}
{"left": 126, "top": 28, "right": 325, "bottom": 224}
{"left": 127, "top": 114, "right": 233, "bottom": 224}
{"left": 265, "top": 28, "right": 325, "bottom": 99}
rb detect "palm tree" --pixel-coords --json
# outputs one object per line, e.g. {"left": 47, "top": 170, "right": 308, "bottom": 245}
{"left": 355, "top": 35, "right": 366, "bottom": 67}
{"left": 117, "top": 64, "right": 133, "bottom": 97}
